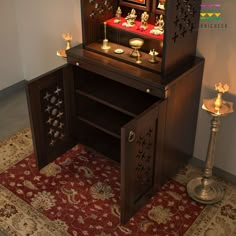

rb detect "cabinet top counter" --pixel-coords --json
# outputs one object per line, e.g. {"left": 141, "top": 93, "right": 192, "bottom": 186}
{"left": 66, "top": 45, "right": 204, "bottom": 99}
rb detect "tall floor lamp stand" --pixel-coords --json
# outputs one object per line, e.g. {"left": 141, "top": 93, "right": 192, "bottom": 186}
{"left": 187, "top": 83, "right": 234, "bottom": 204}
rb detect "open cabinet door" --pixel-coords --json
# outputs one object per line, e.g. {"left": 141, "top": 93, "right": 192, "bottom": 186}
{"left": 121, "top": 100, "right": 166, "bottom": 224}
{"left": 26, "top": 65, "right": 76, "bottom": 169}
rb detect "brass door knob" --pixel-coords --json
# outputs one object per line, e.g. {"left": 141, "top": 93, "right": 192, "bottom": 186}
{"left": 128, "top": 130, "right": 136, "bottom": 143}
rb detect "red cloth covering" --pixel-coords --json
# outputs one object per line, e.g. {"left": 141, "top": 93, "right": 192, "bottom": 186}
{"left": 106, "top": 17, "right": 164, "bottom": 40}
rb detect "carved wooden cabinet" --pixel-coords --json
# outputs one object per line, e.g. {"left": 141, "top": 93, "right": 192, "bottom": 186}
{"left": 26, "top": 0, "right": 204, "bottom": 224}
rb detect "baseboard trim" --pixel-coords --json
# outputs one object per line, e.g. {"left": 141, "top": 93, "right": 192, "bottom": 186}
{"left": 0, "top": 80, "right": 27, "bottom": 99}
{"left": 190, "top": 157, "right": 236, "bottom": 185}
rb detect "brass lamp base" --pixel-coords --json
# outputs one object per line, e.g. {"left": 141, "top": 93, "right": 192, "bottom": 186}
{"left": 187, "top": 177, "right": 224, "bottom": 204}
{"left": 101, "top": 39, "right": 111, "bottom": 50}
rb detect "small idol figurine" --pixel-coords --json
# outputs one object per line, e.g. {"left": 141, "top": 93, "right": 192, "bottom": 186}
{"left": 149, "top": 49, "right": 159, "bottom": 63}
{"left": 150, "top": 14, "right": 164, "bottom": 35}
{"left": 114, "top": 6, "right": 122, "bottom": 23}
{"left": 139, "top": 11, "right": 149, "bottom": 30}
{"left": 122, "top": 8, "right": 137, "bottom": 27}
{"left": 158, "top": 0, "right": 165, "bottom": 10}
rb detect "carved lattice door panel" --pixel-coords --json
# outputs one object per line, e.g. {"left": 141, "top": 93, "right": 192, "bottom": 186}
{"left": 26, "top": 65, "right": 75, "bottom": 169}
{"left": 162, "top": 0, "right": 202, "bottom": 74}
{"left": 121, "top": 100, "right": 166, "bottom": 224}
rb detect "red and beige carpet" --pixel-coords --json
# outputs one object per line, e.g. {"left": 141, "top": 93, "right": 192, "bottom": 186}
{"left": 0, "top": 129, "right": 235, "bottom": 236}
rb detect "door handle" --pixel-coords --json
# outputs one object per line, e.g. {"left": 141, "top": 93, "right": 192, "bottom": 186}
{"left": 128, "top": 130, "right": 136, "bottom": 143}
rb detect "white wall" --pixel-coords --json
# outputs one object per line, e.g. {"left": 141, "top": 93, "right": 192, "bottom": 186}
{"left": 0, "top": 0, "right": 82, "bottom": 90}
{"left": 14, "top": 0, "right": 82, "bottom": 81}
{"left": 0, "top": 0, "right": 23, "bottom": 89}
{"left": 194, "top": 0, "right": 236, "bottom": 176}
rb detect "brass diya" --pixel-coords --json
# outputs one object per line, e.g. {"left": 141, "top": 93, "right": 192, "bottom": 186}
{"left": 57, "top": 33, "right": 72, "bottom": 59}
{"left": 129, "top": 38, "right": 144, "bottom": 57}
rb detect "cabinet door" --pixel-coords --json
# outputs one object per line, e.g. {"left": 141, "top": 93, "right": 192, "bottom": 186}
{"left": 121, "top": 100, "right": 166, "bottom": 224}
{"left": 26, "top": 65, "right": 76, "bottom": 169}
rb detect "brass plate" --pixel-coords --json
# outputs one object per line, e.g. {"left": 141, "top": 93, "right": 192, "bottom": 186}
{"left": 114, "top": 48, "right": 124, "bottom": 54}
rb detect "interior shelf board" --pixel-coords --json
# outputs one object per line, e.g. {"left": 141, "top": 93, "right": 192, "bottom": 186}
{"left": 76, "top": 116, "right": 121, "bottom": 139}
{"left": 75, "top": 74, "right": 159, "bottom": 116}
{"left": 76, "top": 90, "right": 137, "bottom": 118}
{"left": 75, "top": 120, "right": 121, "bottom": 163}
{"left": 76, "top": 94, "right": 133, "bottom": 136}
{"left": 86, "top": 42, "right": 162, "bottom": 74}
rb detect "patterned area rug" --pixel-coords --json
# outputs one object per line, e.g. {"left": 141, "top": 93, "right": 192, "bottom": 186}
{"left": 0, "top": 129, "right": 235, "bottom": 236}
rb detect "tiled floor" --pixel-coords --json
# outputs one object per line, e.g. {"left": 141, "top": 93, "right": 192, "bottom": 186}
{"left": 0, "top": 83, "right": 29, "bottom": 142}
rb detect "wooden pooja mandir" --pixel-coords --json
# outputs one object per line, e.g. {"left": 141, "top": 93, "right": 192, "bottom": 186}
{"left": 26, "top": 0, "right": 204, "bottom": 224}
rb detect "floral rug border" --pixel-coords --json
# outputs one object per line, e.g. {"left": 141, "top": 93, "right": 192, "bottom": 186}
{"left": 0, "top": 185, "right": 70, "bottom": 236}
{"left": 0, "top": 128, "right": 33, "bottom": 174}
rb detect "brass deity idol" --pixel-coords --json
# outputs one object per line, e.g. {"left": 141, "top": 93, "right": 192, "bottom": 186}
{"left": 140, "top": 11, "right": 149, "bottom": 30}
{"left": 150, "top": 15, "right": 164, "bottom": 35}
{"left": 122, "top": 9, "right": 137, "bottom": 27}
{"left": 114, "top": 6, "right": 122, "bottom": 23}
